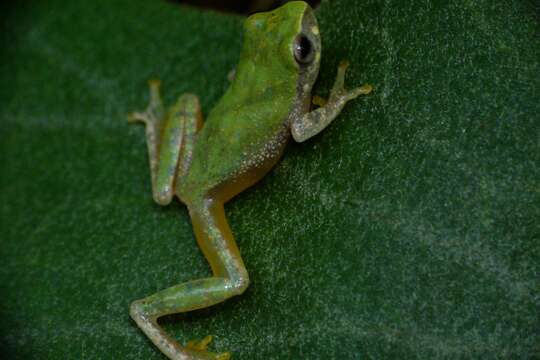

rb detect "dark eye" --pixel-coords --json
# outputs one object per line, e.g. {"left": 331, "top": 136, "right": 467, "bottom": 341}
{"left": 293, "top": 34, "right": 315, "bottom": 64}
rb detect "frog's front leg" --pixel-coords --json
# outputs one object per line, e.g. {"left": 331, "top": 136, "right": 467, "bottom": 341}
{"left": 128, "top": 80, "right": 202, "bottom": 205}
{"left": 130, "top": 198, "right": 249, "bottom": 360}
{"left": 291, "top": 61, "right": 373, "bottom": 142}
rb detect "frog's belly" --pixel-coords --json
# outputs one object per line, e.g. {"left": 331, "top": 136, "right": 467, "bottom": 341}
{"left": 179, "top": 127, "right": 290, "bottom": 203}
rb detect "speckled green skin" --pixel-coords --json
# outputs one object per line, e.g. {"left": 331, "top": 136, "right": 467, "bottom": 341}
{"left": 127, "top": 1, "right": 371, "bottom": 359}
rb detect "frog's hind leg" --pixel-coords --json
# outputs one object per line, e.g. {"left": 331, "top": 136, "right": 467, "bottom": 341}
{"left": 129, "top": 81, "right": 202, "bottom": 205}
{"left": 130, "top": 198, "right": 249, "bottom": 360}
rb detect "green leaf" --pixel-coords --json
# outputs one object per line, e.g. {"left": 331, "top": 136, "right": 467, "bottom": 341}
{"left": 1, "top": 0, "right": 538, "bottom": 358}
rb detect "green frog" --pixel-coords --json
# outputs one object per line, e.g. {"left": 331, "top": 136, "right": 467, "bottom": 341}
{"left": 128, "top": 1, "right": 372, "bottom": 359}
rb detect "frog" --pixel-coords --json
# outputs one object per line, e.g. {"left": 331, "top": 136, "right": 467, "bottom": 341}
{"left": 127, "top": 1, "right": 372, "bottom": 359}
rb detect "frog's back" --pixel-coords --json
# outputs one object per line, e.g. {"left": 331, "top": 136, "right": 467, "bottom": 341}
{"left": 180, "top": 84, "right": 294, "bottom": 202}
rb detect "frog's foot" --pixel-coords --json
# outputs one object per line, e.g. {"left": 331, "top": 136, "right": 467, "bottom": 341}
{"left": 329, "top": 60, "right": 373, "bottom": 104}
{"left": 128, "top": 79, "right": 164, "bottom": 126}
{"left": 185, "top": 335, "right": 231, "bottom": 360}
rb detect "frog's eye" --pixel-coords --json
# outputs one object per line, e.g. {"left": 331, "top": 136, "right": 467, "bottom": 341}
{"left": 293, "top": 34, "right": 315, "bottom": 65}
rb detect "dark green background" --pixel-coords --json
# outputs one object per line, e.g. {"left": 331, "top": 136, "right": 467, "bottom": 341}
{"left": 1, "top": 0, "right": 538, "bottom": 358}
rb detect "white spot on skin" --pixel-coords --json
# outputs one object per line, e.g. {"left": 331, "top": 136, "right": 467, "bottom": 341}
{"left": 311, "top": 26, "right": 319, "bottom": 35}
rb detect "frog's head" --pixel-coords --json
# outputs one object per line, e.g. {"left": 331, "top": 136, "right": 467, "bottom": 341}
{"left": 239, "top": 1, "right": 321, "bottom": 95}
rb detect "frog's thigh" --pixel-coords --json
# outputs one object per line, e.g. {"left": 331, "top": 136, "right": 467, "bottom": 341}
{"left": 154, "top": 94, "right": 202, "bottom": 205}
{"left": 189, "top": 199, "right": 248, "bottom": 285}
